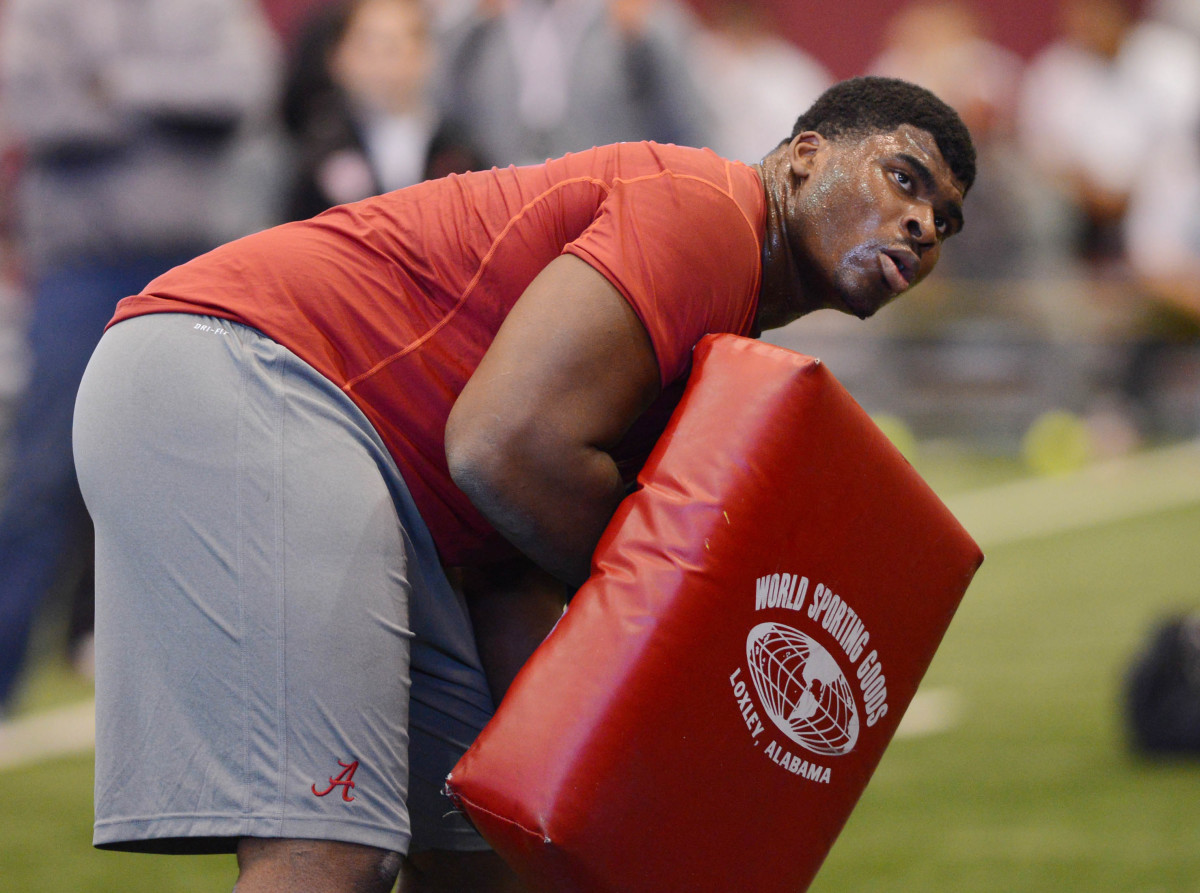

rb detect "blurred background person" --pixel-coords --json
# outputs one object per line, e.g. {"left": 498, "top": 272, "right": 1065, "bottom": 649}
{"left": 435, "top": 0, "right": 712, "bottom": 167}
{"left": 0, "top": 0, "right": 283, "bottom": 715}
{"left": 280, "top": 0, "right": 487, "bottom": 222}
{"left": 1122, "top": 119, "right": 1200, "bottom": 438}
{"left": 1117, "top": 0, "right": 1200, "bottom": 304}
{"left": 1018, "top": 0, "right": 1200, "bottom": 441}
{"left": 688, "top": 0, "right": 831, "bottom": 164}
{"left": 1126, "top": 127, "right": 1200, "bottom": 323}
{"left": 1017, "top": 0, "right": 1198, "bottom": 270}
{"left": 1123, "top": 83, "right": 1200, "bottom": 437}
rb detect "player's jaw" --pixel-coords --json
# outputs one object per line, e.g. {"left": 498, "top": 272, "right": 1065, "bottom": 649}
{"left": 828, "top": 239, "right": 928, "bottom": 319}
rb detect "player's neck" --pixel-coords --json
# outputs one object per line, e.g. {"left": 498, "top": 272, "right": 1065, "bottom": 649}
{"left": 752, "top": 157, "right": 819, "bottom": 333}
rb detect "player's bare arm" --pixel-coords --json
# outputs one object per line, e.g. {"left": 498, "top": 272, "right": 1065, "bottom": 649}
{"left": 445, "top": 254, "right": 662, "bottom": 587}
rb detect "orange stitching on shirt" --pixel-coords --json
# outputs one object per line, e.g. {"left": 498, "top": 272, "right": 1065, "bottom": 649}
{"left": 610, "top": 166, "right": 763, "bottom": 265}
{"left": 342, "top": 175, "right": 613, "bottom": 392}
{"left": 341, "top": 162, "right": 763, "bottom": 391}
{"left": 608, "top": 166, "right": 764, "bottom": 334}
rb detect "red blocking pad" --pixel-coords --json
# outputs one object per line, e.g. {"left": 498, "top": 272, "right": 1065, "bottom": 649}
{"left": 445, "top": 334, "right": 983, "bottom": 893}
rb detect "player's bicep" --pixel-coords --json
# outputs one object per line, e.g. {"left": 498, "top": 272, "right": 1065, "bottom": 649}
{"left": 447, "top": 253, "right": 661, "bottom": 468}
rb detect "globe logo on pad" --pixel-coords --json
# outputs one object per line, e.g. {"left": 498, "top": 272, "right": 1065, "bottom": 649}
{"left": 746, "top": 622, "right": 860, "bottom": 756}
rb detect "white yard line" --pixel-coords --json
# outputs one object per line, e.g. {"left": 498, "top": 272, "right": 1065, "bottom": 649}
{"left": 0, "top": 698, "right": 95, "bottom": 771}
{"left": 944, "top": 438, "right": 1200, "bottom": 551}
{"left": 896, "top": 688, "right": 961, "bottom": 739}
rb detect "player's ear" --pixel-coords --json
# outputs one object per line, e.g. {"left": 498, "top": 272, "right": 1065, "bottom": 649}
{"left": 788, "top": 131, "right": 822, "bottom": 181}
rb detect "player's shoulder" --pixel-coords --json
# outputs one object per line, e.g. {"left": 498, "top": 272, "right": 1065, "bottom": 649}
{"left": 549, "top": 141, "right": 741, "bottom": 185}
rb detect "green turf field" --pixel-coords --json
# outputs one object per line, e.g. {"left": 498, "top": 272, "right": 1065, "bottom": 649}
{"left": 2, "top": 441, "right": 1198, "bottom": 892}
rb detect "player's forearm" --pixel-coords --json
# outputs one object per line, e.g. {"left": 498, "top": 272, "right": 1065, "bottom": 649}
{"left": 448, "top": 434, "right": 624, "bottom": 587}
{"left": 445, "top": 254, "right": 661, "bottom": 584}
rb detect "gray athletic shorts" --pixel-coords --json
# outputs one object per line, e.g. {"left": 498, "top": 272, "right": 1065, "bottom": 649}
{"left": 73, "top": 313, "right": 496, "bottom": 856}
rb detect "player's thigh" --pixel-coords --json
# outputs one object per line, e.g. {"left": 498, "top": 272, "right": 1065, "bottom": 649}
{"left": 76, "top": 314, "right": 418, "bottom": 854}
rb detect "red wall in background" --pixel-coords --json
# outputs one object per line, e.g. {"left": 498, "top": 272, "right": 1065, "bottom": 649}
{"left": 688, "top": 0, "right": 1144, "bottom": 78}
{"left": 733, "top": 0, "right": 1064, "bottom": 79}
{"left": 260, "top": 0, "right": 333, "bottom": 43}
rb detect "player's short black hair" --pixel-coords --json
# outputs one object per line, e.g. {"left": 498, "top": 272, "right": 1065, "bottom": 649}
{"left": 790, "top": 76, "right": 976, "bottom": 194}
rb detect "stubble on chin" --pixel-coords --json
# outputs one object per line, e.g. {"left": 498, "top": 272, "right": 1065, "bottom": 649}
{"left": 832, "top": 245, "right": 885, "bottom": 320}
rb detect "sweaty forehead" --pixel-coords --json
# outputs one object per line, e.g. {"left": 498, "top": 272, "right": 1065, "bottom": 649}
{"left": 878, "top": 125, "right": 964, "bottom": 196}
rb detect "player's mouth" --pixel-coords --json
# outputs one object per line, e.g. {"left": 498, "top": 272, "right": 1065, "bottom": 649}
{"left": 879, "top": 249, "right": 918, "bottom": 295}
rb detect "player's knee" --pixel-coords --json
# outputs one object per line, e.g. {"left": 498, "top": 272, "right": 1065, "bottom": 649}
{"left": 367, "top": 848, "right": 405, "bottom": 890}
{"left": 235, "top": 837, "right": 402, "bottom": 893}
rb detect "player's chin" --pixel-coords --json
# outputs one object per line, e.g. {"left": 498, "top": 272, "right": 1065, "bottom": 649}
{"left": 840, "top": 286, "right": 891, "bottom": 320}
{"left": 865, "top": 274, "right": 912, "bottom": 317}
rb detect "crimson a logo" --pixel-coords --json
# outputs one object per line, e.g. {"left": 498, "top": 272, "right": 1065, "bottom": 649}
{"left": 312, "top": 759, "right": 359, "bottom": 802}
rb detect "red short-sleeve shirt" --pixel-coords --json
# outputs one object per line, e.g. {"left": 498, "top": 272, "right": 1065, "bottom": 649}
{"left": 110, "top": 142, "right": 766, "bottom": 563}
